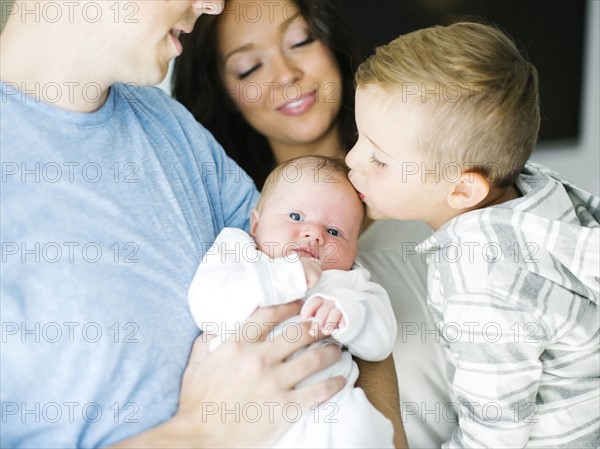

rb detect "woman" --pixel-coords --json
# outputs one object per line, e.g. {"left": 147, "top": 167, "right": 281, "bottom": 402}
{"left": 172, "top": 1, "right": 452, "bottom": 447}
{"left": 173, "top": 0, "right": 358, "bottom": 188}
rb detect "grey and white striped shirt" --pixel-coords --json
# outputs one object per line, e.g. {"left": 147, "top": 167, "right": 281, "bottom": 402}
{"left": 420, "top": 162, "right": 599, "bottom": 448}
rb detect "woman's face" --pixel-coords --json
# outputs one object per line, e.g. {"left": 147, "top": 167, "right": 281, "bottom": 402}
{"left": 217, "top": 0, "right": 343, "bottom": 150}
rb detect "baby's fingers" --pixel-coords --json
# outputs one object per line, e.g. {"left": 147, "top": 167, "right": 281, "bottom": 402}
{"left": 314, "top": 301, "right": 335, "bottom": 327}
{"left": 322, "top": 308, "right": 342, "bottom": 335}
{"left": 300, "top": 297, "right": 323, "bottom": 321}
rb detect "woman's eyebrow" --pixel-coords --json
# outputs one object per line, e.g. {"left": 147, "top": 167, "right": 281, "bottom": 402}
{"left": 223, "top": 43, "right": 254, "bottom": 64}
{"left": 223, "top": 12, "right": 304, "bottom": 64}
{"left": 281, "top": 11, "right": 301, "bottom": 30}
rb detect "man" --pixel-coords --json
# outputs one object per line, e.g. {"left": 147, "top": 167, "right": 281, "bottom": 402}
{"left": 0, "top": 1, "right": 404, "bottom": 447}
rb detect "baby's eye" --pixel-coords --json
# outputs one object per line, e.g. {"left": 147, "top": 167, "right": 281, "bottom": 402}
{"left": 289, "top": 212, "right": 301, "bottom": 221}
{"left": 327, "top": 228, "right": 341, "bottom": 237}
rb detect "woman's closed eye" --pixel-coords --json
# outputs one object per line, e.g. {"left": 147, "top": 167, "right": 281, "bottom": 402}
{"left": 291, "top": 36, "right": 315, "bottom": 49}
{"left": 238, "top": 64, "right": 261, "bottom": 80}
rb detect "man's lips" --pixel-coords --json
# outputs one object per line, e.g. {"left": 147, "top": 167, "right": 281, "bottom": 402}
{"left": 169, "top": 30, "right": 183, "bottom": 55}
{"left": 358, "top": 192, "right": 365, "bottom": 201}
{"left": 170, "top": 27, "right": 192, "bottom": 56}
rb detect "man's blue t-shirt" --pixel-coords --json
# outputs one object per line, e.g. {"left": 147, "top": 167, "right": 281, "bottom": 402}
{"left": 0, "top": 82, "right": 259, "bottom": 447}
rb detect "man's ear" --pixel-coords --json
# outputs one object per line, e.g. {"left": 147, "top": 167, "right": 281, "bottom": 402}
{"left": 249, "top": 209, "right": 260, "bottom": 237}
{"left": 447, "top": 171, "right": 490, "bottom": 210}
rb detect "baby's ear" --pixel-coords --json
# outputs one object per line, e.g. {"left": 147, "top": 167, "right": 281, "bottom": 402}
{"left": 446, "top": 171, "right": 490, "bottom": 210}
{"left": 249, "top": 209, "right": 260, "bottom": 237}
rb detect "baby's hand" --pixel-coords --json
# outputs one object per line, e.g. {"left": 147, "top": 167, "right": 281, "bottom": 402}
{"left": 300, "top": 297, "right": 346, "bottom": 335}
{"left": 300, "top": 257, "right": 322, "bottom": 289}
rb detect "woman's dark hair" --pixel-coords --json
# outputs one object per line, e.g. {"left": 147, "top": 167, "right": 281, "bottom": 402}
{"left": 172, "top": 0, "right": 360, "bottom": 188}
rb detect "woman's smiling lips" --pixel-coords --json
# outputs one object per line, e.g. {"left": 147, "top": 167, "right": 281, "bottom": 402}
{"left": 277, "top": 91, "right": 317, "bottom": 116}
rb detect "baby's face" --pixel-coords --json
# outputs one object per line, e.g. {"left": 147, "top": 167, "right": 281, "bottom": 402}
{"left": 250, "top": 172, "right": 363, "bottom": 271}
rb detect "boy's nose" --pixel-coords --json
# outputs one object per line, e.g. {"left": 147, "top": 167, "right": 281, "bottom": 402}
{"left": 345, "top": 145, "right": 359, "bottom": 171}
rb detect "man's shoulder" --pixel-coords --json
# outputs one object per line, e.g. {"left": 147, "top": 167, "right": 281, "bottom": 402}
{"left": 111, "top": 83, "right": 216, "bottom": 151}
{"left": 113, "top": 84, "right": 192, "bottom": 119}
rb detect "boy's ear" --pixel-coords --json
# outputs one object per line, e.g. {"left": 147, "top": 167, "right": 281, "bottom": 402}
{"left": 249, "top": 209, "right": 260, "bottom": 237}
{"left": 446, "top": 171, "right": 490, "bottom": 210}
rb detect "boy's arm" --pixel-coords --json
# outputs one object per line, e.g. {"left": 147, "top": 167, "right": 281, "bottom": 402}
{"left": 355, "top": 354, "right": 408, "bottom": 449}
{"left": 305, "top": 265, "right": 397, "bottom": 361}
{"left": 442, "top": 292, "right": 547, "bottom": 448}
{"left": 188, "top": 228, "right": 307, "bottom": 331}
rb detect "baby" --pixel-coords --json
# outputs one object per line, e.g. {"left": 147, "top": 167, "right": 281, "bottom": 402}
{"left": 188, "top": 155, "right": 397, "bottom": 448}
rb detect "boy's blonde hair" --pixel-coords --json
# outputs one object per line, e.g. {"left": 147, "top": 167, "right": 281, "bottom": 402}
{"left": 356, "top": 22, "right": 540, "bottom": 188}
{"left": 256, "top": 156, "right": 353, "bottom": 211}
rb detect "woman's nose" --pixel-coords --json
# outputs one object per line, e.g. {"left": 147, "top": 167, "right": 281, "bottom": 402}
{"left": 272, "top": 54, "right": 302, "bottom": 85}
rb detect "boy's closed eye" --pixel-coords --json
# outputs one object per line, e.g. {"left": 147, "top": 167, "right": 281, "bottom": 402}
{"left": 370, "top": 155, "right": 387, "bottom": 168}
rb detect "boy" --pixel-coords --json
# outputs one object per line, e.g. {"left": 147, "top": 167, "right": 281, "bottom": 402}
{"left": 345, "top": 22, "right": 599, "bottom": 448}
{"left": 188, "top": 156, "right": 397, "bottom": 448}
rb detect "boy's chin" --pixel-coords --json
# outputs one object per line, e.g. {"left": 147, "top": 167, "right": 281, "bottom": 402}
{"left": 366, "top": 207, "right": 390, "bottom": 221}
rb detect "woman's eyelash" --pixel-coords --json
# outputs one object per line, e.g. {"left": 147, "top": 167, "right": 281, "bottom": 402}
{"left": 238, "top": 64, "right": 261, "bottom": 80}
{"left": 292, "top": 36, "right": 315, "bottom": 49}
{"left": 236, "top": 36, "right": 314, "bottom": 79}
{"left": 370, "top": 155, "right": 387, "bottom": 168}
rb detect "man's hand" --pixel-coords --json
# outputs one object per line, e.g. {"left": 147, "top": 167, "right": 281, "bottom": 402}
{"left": 108, "top": 301, "right": 345, "bottom": 448}
{"left": 300, "top": 296, "right": 346, "bottom": 335}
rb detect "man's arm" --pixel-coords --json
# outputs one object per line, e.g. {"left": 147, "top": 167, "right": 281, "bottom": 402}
{"left": 108, "top": 303, "right": 345, "bottom": 448}
{"left": 355, "top": 354, "right": 408, "bottom": 449}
